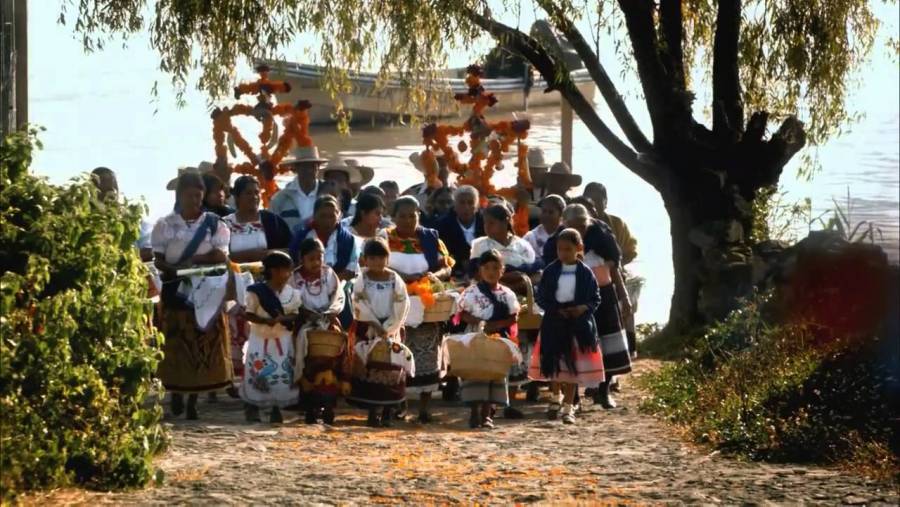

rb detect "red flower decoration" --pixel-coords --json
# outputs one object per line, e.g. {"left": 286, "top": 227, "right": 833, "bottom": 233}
{"left": 295, "top": 99, "right": 312, "bottom": 111}
{"left": 422, "top": 123, "right": 438, "bottom": 139}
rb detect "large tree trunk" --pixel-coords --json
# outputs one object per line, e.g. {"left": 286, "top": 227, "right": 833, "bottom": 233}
{"left": 464, "top": 8, "right": 806, "bottom": 331}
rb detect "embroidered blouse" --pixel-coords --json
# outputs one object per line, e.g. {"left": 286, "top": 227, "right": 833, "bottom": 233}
{"left": 150, "top": 211, "right": 230, "bottom": 264}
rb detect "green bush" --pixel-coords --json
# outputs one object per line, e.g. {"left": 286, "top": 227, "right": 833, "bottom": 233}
{"left": 0, "top": 128, "right": 166, "bottom": 501}
{"left": 640, "top": 291, "right": 897, "bottom": 476}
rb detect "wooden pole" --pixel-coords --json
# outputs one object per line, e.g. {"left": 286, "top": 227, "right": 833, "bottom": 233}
{"left": 13, "top": 0, "right": 26, "bottom": 130}
{"left": 561, "top": 98, "right": 573, "bottom": 170}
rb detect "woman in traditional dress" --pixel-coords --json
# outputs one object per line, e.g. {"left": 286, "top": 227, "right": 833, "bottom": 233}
{"left": 223, "top": 176, "right": 293, "bottom": 390}
{"left": 380, "top": 196, "right": 454, "bottom": 423}
{"left": 292, "top": 238, "right": 349, "bottom": 425}
{"left": 348, "top": 238, "right": 414, "bottom": 427}
{"left": 457, "top": 249, "right": 521, "bottom": 429}
{"left": 288, "top": 195, "right": 359, "bottom": 281}
{"left": 202, "top": 172, "right": 235, "bottom": 217}
{"left": 544, "top": 204, "right": 632, "bottom": 409}
{"left": 529, "top": 228, "right": 605, "bottom": 425}
{"left": 240, "top": 252, "right": 302, "bottom": 423}
{"left": 523, "top": 194, "right": 565, "bottom": 259}
{"left": 152, "top": 172, "right": 233, "bottom": 419}
{"left": 469, "top": 204, "right": 540, "bottom": 418}
{"left": 347, "top": 192, "right": 386, "bottom": 243}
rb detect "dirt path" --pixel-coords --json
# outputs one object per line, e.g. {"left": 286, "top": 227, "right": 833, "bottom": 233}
{"left": 26, "top": 360, "right": 897, "bottom": 505}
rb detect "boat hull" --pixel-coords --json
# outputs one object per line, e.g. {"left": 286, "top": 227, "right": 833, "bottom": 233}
{"left": 263, "top": 62, "right": 596, "bottom": 124}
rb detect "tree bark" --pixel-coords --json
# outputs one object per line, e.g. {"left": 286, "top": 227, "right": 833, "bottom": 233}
{"left": 713, "top": 0, "right": 743, "bottom": 139}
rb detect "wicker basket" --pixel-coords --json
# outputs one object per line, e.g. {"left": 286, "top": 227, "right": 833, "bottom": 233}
{"left": 422, "top": 293, "right": 456, "bottom": 323}
{"left": 307, "top": 329, "right": 346, "bottom": 359}
{"left": 367, "top": 339, "right": 393, "bottom": 363}
{"left": 446, "top": 333, "right": 517, "bottom": 381}
{"left": 517, "top": 278, "right": 542, "bottom": 331}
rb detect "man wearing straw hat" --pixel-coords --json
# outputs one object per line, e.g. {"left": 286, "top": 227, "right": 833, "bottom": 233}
{"left": 322, "top": 157, "right": 374, "bottom": 216}
{"left": 269, "top": 146, "right": 328, "bottom": 230}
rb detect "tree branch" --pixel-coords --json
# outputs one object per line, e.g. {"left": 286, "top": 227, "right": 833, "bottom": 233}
{"left": 616, "top": 0, "right": 673, "bottom": 144}
{"left": 659, "top": 0, "right": 685, "bottom": 90}
{"left": 537, "top": 0, "right": 653, "bottom": 154}
{"left": 462, "top": 8, "right": 662, "bottom": 189}
{"left": 712, "top": 0, "right": 744, "bottom": 139}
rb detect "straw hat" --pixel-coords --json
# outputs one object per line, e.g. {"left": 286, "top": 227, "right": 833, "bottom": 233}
{"left": 322, "top": 157, "right": 363, "bottom": 184}
{"left": 281, "top": 145, "right": 328, "bottom": 165}
{"left": 408, "top": 151, "right": 446, "bottom": 174}
{"left": 516, "top": 147, "right": 550, "bottom": 170}
{"left": 546, "top": 161, "right": 582, "bottom": 187}
{"left": 166, "top": 161, "right": 215, "bottom": 191}
{"left": 345, "top": 159, "right": 374, "bottom": 186}
{"left": 409, "top": 152, "right": 426, "bottom": 173}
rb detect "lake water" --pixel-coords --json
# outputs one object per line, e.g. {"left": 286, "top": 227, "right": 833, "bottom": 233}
{"left": 25, "top": 4, "right": 899, "bottom": 325}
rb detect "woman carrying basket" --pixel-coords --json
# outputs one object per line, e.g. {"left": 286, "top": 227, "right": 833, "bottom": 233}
{"left": 379, "top": 196, "right": 455, "bottom": 423}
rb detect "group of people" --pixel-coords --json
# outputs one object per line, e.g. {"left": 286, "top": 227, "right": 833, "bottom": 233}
{"left": 92, "top": 142, "right": 639, "bottom": 428}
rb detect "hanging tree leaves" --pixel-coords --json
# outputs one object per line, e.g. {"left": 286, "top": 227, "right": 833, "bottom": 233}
{"left": 61, "top": 0, "right": 891, "bottom": 328}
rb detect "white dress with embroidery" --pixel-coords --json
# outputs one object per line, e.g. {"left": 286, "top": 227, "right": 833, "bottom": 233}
{"left": 470, "top": 235, "right": 536, "bottom": 271}
{"left": 150, "top": 211, "right": 231, "bottom": 329}
{"left": 291, "top": 266, "right": 346, "bottom": 382}
{"left": 239, "top": 285, "right": 302, "bottom": 408}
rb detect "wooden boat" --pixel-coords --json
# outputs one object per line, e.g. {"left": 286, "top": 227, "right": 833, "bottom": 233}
{"left": 262, "top": 61, "right": 596, "bottom": 124}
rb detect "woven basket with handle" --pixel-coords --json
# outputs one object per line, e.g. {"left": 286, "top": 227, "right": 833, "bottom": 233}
{"left": 446, "top": 332, "right": 517, "bottom": 382}
{"left": 517, "top": 278, "right": 542, "bottom": 331}
{"left": 422, "top": 293, "right": 456, "bottom": 323}
{"left": 307, "top": 329, "right": 346, "bottom": 359}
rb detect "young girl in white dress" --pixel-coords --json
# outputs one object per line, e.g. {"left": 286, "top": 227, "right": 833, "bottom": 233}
{"left": 348, "top": 238, "right": 414, "bottom": 427}
{"left": 457, "top": 249, "right": 521, "bottom": 429}
{"left": 292, "top": 237, "right": 348, "bottom": 425}
{"left": 241, "top": 251, "right": 302, "bottom": 423}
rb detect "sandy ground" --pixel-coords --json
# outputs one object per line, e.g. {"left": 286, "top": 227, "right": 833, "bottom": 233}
{"left": 23, "top": 360, "right": 898, "bottom": 505}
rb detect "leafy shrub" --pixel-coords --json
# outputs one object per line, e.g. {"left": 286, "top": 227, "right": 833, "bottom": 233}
{"left": 640, "top": 290, "right": 897, "bottom": 478}
{"left": 0, "top": 128, "right": 166, "bottom": 501}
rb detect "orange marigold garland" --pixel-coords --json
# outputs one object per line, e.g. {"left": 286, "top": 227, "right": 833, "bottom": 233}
{"left": 420, "top": 64, "right": 533, "bottom": 234}
{"left": 211, "top": 65, "right": 315, "bottom": 206}
{"left": 407, "top": 278, "right": 437, "bottom": 308}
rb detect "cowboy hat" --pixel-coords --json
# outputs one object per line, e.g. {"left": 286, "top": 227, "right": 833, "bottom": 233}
{"left": 547, "top": 161, "right": 582, "bottom": 187}
{"left": 322, "top": 157, "right": 363, "bottom": 184}
{"left": 345, "top": 159, "right": 374, "bottom": 186}
{"left": 409, "top": 151, "right": 447, "bottom": 173}
{"left": 516, "top": 147, "right": 550, "bottom": 170}
{"left": 281, "top": 145, "right": 328, "bottom": 165}
{"left": 166, "top": 162, "right": 215, "bottom": 191}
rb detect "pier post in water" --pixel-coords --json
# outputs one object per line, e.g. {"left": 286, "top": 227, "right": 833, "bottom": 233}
{"left": 561, "top": 98, "right": 573, "bottom": 169}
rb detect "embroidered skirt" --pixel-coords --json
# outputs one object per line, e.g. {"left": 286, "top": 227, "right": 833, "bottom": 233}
{"left": 461, "top": 379, "right": 509, "bottom": 405}
{"left": 294, "top": 323, "right": 353, "bottom": 408}
{"left": 508, "top": 331, "right": 536, "bottom": 387}
{"left": 528, "top": 336, "right": 605, "bottom": 386}
{"left": 228, "top": 309, "right": 250, "bottom": 385}
{"left": 347, "top": 324, "right": 407, "bottom": 408}
{"left": 595, "top": 284, "right": 632, "bottom": 376}
{"left": 158, "top": 306, "right": 233, "bottom": 393}
{"left": 239, "top": 329, "right": 299, "bottom": 408}
{"left": 403, "top": 322, "right": 446, "bottom": 396}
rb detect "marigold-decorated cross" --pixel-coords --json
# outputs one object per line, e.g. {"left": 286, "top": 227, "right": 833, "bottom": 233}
{"left": 419, "top": 64, "right": 533, "bottom": 235}
{"left": 211, "top": 64, "right": 315, "bottom": 205}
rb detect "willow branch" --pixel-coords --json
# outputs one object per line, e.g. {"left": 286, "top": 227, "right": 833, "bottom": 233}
{"left": 537, "top": 0, "right": 653, "bottom": 154}
{"left": 462, "top": 8, "right": 662, "bottom": 188}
